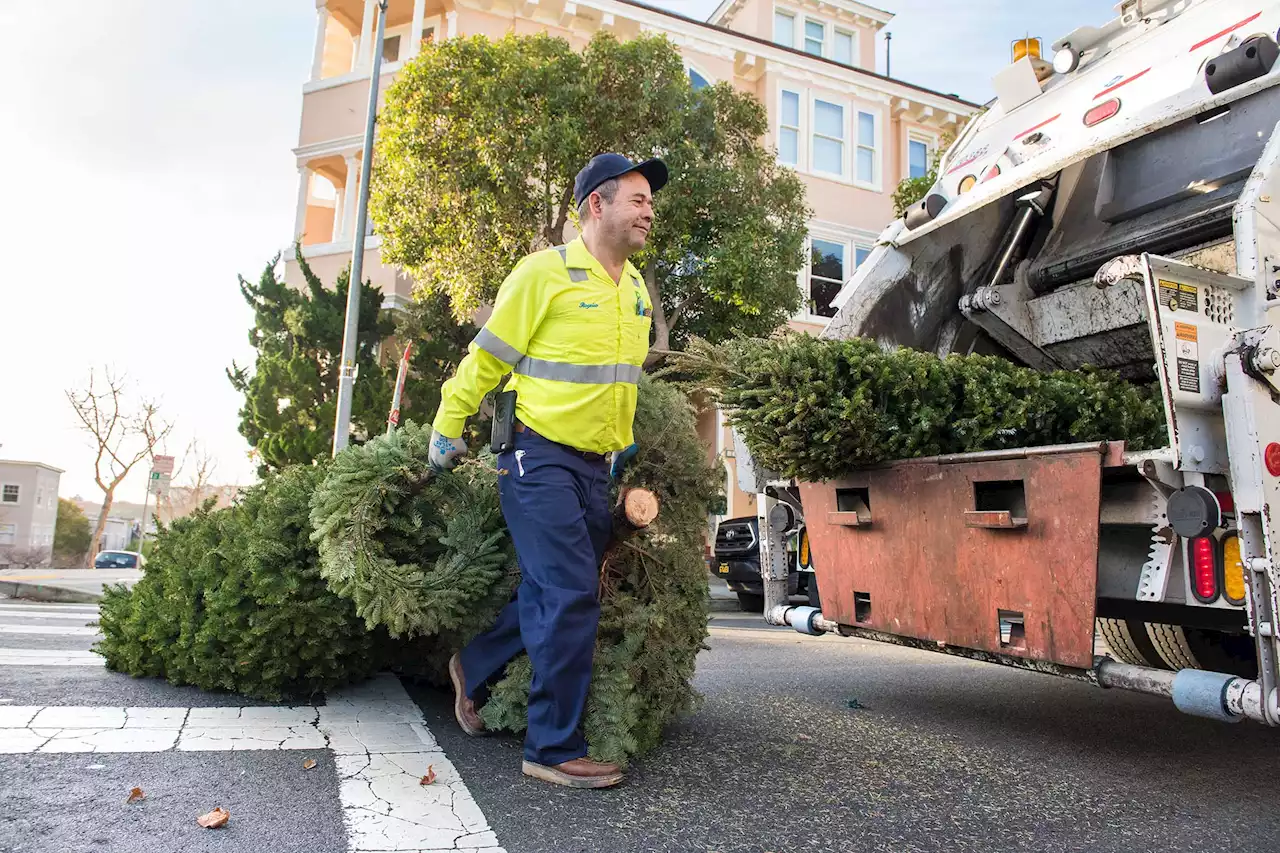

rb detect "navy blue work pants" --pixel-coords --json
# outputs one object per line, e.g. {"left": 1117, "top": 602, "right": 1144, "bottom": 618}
{"left": 458, "top": 429, "right": 613, "bottom": 765}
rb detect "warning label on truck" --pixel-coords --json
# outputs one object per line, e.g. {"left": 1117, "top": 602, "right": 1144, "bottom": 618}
{"left": 1159, "top": 279, "right": 1198, "bottom": 312}
{"left": 1174, "top": 321, "right": 1200, "bottom": 392}
{"left": 1177, "top": 358, "right": 1201, "bottom": 393}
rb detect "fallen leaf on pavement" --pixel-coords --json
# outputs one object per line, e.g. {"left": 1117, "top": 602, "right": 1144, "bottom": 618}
{"left": 197, "top": 807, "right": 230, "bottom": 829}
{"left": 420, "top": 765, "right": 437, "bottom": 785}
{"left": 303, "top": 758, "right": 317, "bottom": 770}
{"left": 126, "top": 787, "right": 145, "bottom": 804}
{"left": 797, "top": 733, "right": 812, "bottom": 741}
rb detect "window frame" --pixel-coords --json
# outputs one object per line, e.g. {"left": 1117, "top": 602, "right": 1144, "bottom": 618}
{"left": 773, "top": 7, "right": 796, "bottom": 48}
{"left": 778, "top": 87, "right": 802, "bottom": 167}
{"left": 854, "top": 108, "right": 881, "bottom": 190}
{"left": 810, "top": 96, "right": 847, "bottom": 179}
{"left": 799, "top": 233, "right": 876, "bottom": 322}
{"left": 803, "top": 18, "right": 826, "bottom": 56}
{"left": 688, "top": 65, "right": 713, "bottom": 92}
{"left": 0, "top": 523, "right": 15, "bottom": 546}
{"left": 833, "top": 27, "right": 858, "bottom": 66}
{"left": 1, "top": 484, "right": 20, "bottom": 505}
{"left": 805, "top": 236, "right": 847, "bottom": 320}
{"left": 907, "top": 130, "right": 939, "bottom": 181}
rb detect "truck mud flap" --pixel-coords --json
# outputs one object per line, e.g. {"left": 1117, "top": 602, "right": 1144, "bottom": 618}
{"left": 799, "top": 444, "right": 1108, "bottom": 669}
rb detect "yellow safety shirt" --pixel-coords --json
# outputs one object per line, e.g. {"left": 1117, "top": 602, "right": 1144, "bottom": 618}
{"left": 432, "top": 238, "right": 653, "bottom": 454}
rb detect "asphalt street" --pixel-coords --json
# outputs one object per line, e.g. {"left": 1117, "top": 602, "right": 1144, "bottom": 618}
{"left": 0, "top": 598, "right": 345, "bottom": 853}
{"left": 411, "top": 612, "right": 1280, "bottom": 853}
{"left": 4, "top": 592, "right": 1280, "bottom": 853}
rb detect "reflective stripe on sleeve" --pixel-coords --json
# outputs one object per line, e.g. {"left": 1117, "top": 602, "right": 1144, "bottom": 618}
{"left": 514, "top": 357, "right": 642, "bottom": 385}
{"left": 474, "top": 327, "right": 524, "bottom": 365}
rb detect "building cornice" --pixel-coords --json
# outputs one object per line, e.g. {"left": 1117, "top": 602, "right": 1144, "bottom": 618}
{"left": 0, "top": 461, "right": 65, "bottom": 474}
{"left": 709, "top": 0, "right": 893, "bottom": 30}
{"left": 564, "top": 0, "right": 980, "bottom": 111}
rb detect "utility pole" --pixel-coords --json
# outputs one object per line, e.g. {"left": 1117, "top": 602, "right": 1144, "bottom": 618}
{"left": 884, "top": 31, "right": 892, "bottom": 78}
{"left": 333, "top": 0, "right": 389, "bottom": 456}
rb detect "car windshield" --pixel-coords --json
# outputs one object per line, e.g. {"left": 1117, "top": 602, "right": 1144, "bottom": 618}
{"left": 94, "top": 552, "right": 138, "bottom": 568}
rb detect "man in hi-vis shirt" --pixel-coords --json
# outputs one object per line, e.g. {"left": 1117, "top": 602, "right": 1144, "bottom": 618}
{"left": 429, "top": 153, "right": 666, "bottom": 788}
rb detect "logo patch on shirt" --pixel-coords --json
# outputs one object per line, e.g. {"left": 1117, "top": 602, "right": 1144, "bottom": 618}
{"left": 579, "top": 301, "right": 599, "bottom": 309}
{"left": 634, "top": 291, "right": 651, "bottom": 318}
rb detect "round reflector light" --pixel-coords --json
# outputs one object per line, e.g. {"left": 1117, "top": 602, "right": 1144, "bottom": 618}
{"left": 958, "top": 174, "right": 977, "bottom": 194}
{"left": 1266, "top": 443, "right": 1280, "bottom": 476}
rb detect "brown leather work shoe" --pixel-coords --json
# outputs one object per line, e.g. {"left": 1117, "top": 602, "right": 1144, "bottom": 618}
{"left": 521, "top": 757, "right": 624, "bottom": 789}
{"left": 448, "top": 653, "right": 486, "bottom": 737}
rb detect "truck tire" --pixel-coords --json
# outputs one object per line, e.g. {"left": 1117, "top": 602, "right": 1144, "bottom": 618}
{"left": 1183, "top": 628, "right": 1258, "bottom": 679}
{"left": 1096, "top": 618, "right": 1169, "bottom": 668}
{"left": 737, "top": 592, "right": 764, "bottom": 612}
{"left": 1145, "top": 622, "right": 1201, "bottom": 670}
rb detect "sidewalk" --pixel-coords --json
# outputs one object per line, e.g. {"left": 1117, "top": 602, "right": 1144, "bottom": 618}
{"left": 0, "top": 568, "right": 142, "bottom": 604}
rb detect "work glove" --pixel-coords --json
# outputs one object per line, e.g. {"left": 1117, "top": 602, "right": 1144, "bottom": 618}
{"left": 609, "top": 443, "right": 639, "bottom": 481}
{"left": 428, "top": 430, "right": 468, "bottom": 473}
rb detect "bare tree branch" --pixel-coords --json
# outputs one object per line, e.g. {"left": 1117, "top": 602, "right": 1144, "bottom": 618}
{"left": 65, "top": 368, "right": 174, "bottom": 567}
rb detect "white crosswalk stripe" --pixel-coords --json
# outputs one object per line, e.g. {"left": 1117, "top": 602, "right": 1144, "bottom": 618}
{"left": 0, "top": 600, "right": 104, "bottom": 665}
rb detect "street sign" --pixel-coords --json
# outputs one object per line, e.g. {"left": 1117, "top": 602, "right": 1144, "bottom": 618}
{"left": 152, "top": 455, "right": 175, "bottom": 475}
{"left": 149, "top": 472, "right": 171, "bottom": 497}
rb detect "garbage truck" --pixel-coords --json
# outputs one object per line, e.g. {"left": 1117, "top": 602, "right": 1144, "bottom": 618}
{"left": 739, "top": 0, "right": 1280, "bottom": 725}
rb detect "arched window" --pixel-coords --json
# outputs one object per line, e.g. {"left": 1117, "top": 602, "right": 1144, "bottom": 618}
{"left": 688, "top": 67, "right": 711, "bottom": 91}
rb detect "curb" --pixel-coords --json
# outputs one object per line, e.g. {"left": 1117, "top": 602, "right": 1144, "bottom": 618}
{"left": 0, "top": 581, "right": 103, "bottom": 604}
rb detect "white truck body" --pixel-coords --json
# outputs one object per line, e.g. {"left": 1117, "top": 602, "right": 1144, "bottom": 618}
{"left": 744, "top": 0, "right": 1280, "bottom": 724}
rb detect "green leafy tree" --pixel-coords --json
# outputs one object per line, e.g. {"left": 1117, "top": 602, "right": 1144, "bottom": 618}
{"left": 228, "top": 254, "right": 476, "bottom": 475}
{"left": 53, "top": 498, "right": 92, "bottom": 567}
{"left": 228, "top": 252, "right": 395, "bottom": 474}
{"left": 371, "top": 32, "right": 810, "bottom": 358}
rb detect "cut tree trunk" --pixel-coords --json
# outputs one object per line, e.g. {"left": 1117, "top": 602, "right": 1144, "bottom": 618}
{"left": 613, "top": 487, "right": 659, "bottom": 536}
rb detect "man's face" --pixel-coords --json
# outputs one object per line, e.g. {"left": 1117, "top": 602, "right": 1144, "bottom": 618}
{"left": 595, "top": 171, "right": 654, "bottom": 254}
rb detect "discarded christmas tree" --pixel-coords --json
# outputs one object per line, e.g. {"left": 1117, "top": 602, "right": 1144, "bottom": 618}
{"left": 96, "top": 465, "right": 383, "bottom": 701}
{"left": 672, "top": 334, "right": 1167, "bottom": 482}
{"left": 310, "top": 378, "right": 721, "bottom": 765}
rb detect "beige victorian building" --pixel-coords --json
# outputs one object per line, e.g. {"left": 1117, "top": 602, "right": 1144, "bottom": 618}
{"left": 285, "top": 0, "right": 979, "bottom": 519}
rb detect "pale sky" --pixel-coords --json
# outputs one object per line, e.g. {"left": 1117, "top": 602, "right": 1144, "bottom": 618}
{"left": 0, "top": 0, "right": 1115, "bottom": 502}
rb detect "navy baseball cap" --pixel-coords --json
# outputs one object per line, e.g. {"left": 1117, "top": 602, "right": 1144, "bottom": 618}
{"left": 573, "top": 153, "right": 668, "bottom": 208}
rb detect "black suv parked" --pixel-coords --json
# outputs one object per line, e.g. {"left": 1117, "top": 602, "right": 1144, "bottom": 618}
{"left": 712, "top": 516, "right": 819, "bottom": 612}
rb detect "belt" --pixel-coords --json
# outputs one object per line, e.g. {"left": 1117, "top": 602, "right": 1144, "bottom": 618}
{"left": 514, "top": 422, "right": 608, "bottom": 462}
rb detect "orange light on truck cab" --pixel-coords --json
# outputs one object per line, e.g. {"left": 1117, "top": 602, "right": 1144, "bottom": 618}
{"left": 1222, "top": 533, "right": 1247, "bottom": 606}
{"left": 1012, "top": 37, "right": 1042, "bottom": 63}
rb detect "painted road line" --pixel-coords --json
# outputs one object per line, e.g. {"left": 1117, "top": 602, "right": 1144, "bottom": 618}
{"left": 0, "top": 649, "right": 104, "bottom": 666}
{"left": 0, "top": 604, "right": 100, "bottom": 614}
{"left": 0, "top": 674, "right": 504, "bottom": 852}
{"left": 0, "top": 625, "right": 99, "bottom": 636}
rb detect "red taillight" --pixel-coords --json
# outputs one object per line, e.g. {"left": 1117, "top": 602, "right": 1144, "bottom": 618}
{"left": 983, "top": 164, "right": 1001, "bottom": 181}
{"left": 1191, "top": 536, "right": 1219, "bottom": 603}
{"left": 1084, "top": 98, "right": 1121, "bottom": 127}
{"left": 1266, "top": 443, "right": 1280, "bottom": 476}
